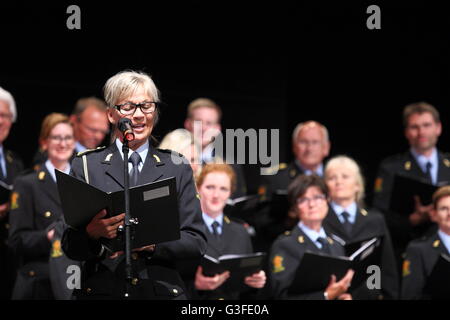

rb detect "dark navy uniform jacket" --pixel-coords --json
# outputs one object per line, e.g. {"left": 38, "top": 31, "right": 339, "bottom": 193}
{"left": 269, "top": 226, "right": 344, "bottom": 300}
{"left": 401, "top": 232, "right": 450, "bottom": 300}
{"left": 323, "top": 207, "right": 399, "bottom": 300}
{"left": 62, "top": 141, "right": 207, "bottom": 299}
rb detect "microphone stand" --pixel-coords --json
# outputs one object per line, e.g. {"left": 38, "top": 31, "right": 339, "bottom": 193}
{"left": 122, "top": 139, "right": 133, "bottom": 299}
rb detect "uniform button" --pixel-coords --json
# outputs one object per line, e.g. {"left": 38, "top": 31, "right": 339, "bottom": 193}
{"left": 172, "top": 289, "right": 178, "bottom": 295}
{"left": 131, "top": 278, "right": 139, "bottom": 285}
{"left": 131, "top": 253, "right": 138, "bottom": 260}
{"left": 5, "top": 223, "right": 10, "bottom": 230}
{"left": 28, "top": 271, "right": 36, "bottom": 277}
{"left": 44, "top": 211, "right": 52, "bottom": 218}
{"left": 86, "top": 288, "right": 92, "bottom": 294}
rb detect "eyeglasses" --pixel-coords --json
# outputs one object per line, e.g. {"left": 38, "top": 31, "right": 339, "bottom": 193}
{"left": 296, "top": 194, "right": 326, "bottom": 206}
{"left": 114, "top": 101, "right": 158, "bottom": 116}
{"left": 49, "top": 135, "right": 74, "bottom": 143}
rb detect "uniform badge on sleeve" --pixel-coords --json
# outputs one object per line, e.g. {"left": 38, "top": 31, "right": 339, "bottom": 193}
{"left": 10, "top": 192, "right": 19, "bottom": 210}
{"left": 50, "top": 240, "right": 63, "bottom": 258}
{"left": 272, "top": 255, "right": 285, "bottom": 273}
{"left": 402, "top": 259, "right": 411, "bottom": 277}
{"left": 374, "top": 177, "right": 383, "bottom": 193}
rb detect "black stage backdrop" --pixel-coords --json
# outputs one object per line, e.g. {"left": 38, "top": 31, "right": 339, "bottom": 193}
{"left": 1, "top": 1, "right": 450, "bottom": 205}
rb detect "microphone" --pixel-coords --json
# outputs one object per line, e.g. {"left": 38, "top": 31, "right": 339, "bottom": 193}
{"left": 118, "top": 118, "right": 135, "bottom": 142}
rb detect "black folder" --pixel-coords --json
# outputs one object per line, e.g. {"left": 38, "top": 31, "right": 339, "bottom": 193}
{"left": 288, "top": 237, "right": 381, "bottom": 294}
{"left": 268, "top": 189, "right": 289, "bottom": 222}
{"left": 201, "top": 252, "right": 267, "bottom": 291}
{"left": 223, "top": 194, "right": 260, "bottom": 219}
{"left": 55, "top": 170, "right": 180, "bottom": 251}
{"left": 0, "top": 180, "right": 13, "bottom": 204}
{"left": 424, "top": 253, "right": 450, "bottom": 299}
{"left": 389, "top": 174, "right": 448, "bottom": 216}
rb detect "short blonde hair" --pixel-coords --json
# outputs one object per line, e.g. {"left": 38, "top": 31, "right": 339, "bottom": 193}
{"left": 0, "top": 86, "right": 17, "bottom": 123}
{"left": 196, "top": 163, "right": 236, "bottom": 194}
{"left": 187, "top": 97, "right": 222, "bottom": 120}
{"left": 325, "top": 155, "right": 365, "bottom": 206}
{"left": 159, "top": 129, "right": 195, "bottom": 153}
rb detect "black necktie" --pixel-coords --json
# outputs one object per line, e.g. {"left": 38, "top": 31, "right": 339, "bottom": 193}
{"left": 211, "top": 221, "right": 221, "bottom": 238}
{"left": 425, "top": 161, "right": 433, "bottom": 184}
{"left": 341, "top": 211, "right": 353, "bottom": 236}
{"left": 129, "top": 152, "right": 141, "bottom": 187}
{"left": 317, "top": 237, "right": 331, "bottom": 254}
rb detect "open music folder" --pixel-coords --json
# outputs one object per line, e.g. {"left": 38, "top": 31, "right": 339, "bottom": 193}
{"left": 288, "top": 237, "right": 381, "bottom": 294}
{"left": 55, "top": 170, "right": 180, "bottom": 251}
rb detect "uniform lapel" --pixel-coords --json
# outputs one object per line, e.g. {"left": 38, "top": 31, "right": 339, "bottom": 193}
{"left": 324, "top": 207, "right": 347, "bottom": 241}
{"left": 136, "top": 144, "right": 163, "bottom": 186}
{"left": 103, "top": 144, "right": 125, "bottom": 189}
{"left": 437, "top": 152, "right": 450, "bottom": 184}
{"left": 406, "top": 151, "right": 428, "bottom": 181}
{"left": 40, "top": 166, "right": 61, "bottom": 206}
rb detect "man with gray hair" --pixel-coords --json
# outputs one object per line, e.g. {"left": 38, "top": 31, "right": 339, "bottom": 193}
{"left": 259, "top": 120, "right": 331, "bottom": 200}
{"left": 255, "top": 121, "right": 331, "bottom": 251}
{"left": 0, "top": 86, "right": 24, "bottom": 299}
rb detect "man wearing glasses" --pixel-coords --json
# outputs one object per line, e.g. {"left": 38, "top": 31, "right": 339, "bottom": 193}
{"left": 62, "top": 70, "right": 206, "bottom": 300}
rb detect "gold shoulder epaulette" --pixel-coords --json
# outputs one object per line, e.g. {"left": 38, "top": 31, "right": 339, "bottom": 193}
{"left": 76, "top": 146, "right": 106, "bottom": 157}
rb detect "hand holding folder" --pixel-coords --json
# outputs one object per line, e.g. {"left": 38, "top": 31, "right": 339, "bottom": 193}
{"left": 288, "top": 237, "right": 381, "bottom": 294}
{"left": 390, "top": 174, "right": 448, "bottom": 216}
{"left": 55, "top": 170, "right": 180, "bottom": 252}
{"left": 200, "top": 252, "right": 267, "bottom": 291}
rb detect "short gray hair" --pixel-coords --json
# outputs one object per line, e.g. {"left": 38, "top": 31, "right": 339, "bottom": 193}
{"left": 292, "top": 120, "right": 329, "bottom": 143}
{"left": 103, "top": 70, "right": 160, "bottom": 107}
{"left": 0, "top": 86, "right": 17, "bottom": 122}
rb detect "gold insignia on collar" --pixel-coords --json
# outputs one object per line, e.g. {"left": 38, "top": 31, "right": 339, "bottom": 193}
{"left": 6, "top": 153, "right": 13, "bottom": 163}
{"left": 224, "top": 216, "right": 231, "bottom": 224}
{"left": 327, "top": 237, "right": 333, "bottom": 244}
{"left": 104, "top": 153, "right": 113, "bottom": 162}
{"left": 361, "top": 208, "right": 368, "bottom": 216}
{"left": 444, "top": 158, "right": 450, "bottom": 168}
{"left": 433, "top": 240, "right": 440, "bottom": 248}
{"left": 196, "top": 193, "right": 201, "bottom": 200}
{"left": 153, "top": 154, "right": 161, "bottom": 163}
{"left": 272, "top": 255, "right": 285, "bottom": 273}
{"left": 298, "top": 236, "right": 304, "bottom": 243}
{"left": 402, "top": 260, "right": 411, "bottom": 277}
{"left": 10, "top": 192, "right": 19, "bottom": 210}
{"left": 404, "top": 161, "right": 411, "bottom": 171}
{"left": 289, "top": 169, "right": 297, "bottom": 178}
{"left": 38, "top": 171, "right": 46, "bottom": 180}
{"left": 50, "top": 240, "right": 63, "bottom": 258}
